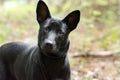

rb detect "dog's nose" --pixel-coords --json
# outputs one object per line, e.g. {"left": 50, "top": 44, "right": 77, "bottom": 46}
{"left": 45, "top": 42, "right": 53, "bottom": 50}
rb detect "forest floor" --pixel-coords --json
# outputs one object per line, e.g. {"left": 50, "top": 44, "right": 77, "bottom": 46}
{"left": 67, "top": 25, "right": 120, "bottom": 80}
{"left": 70, "top": 54, "right": 120, "bottom": 80}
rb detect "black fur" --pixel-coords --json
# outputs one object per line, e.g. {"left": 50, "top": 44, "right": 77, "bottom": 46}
{"left": 0, "top": 1, "right": 80, "bottom": 80}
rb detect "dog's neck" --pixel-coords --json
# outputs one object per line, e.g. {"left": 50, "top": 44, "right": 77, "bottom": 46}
{"left": 36, "top": 42, "right": 70, "bottom": 79}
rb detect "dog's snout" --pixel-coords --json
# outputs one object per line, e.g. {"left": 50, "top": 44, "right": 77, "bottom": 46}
{"left": 44, "top": 41, "right": 54, "bottom": 50}
{"left": 45, "top": 43, "right": 53, "bottom": 49}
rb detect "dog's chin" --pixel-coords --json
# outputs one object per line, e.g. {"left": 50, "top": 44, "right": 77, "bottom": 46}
{"left": 42, "top": 50, "right": 62, "bottom": 58}
{"left": 45, "top": 52, "right": 59, "bottom": 58}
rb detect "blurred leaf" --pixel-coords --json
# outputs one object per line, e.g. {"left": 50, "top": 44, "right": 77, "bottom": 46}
{"left": 96, "top": 0, "right": 108, "bottom": 6}
{"left": 93, "top": 10, "right": 102, "bottom": 16}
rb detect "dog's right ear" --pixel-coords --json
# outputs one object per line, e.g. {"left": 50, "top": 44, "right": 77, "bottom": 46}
{"left": 36, "top": 1, "right": 51, "bottom": 23}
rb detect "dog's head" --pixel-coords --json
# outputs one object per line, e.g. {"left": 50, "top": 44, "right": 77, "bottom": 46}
{"left": 36, "top": 1, "right": 80, "bottom": 58}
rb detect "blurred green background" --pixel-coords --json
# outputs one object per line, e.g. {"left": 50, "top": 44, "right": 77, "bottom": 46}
{"left": 0, "top": 0, "right": 120, "bottom": 54}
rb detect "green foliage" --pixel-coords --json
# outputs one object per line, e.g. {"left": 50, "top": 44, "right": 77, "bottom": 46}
{"left": 7, "top": 4, "right": 35, "bottom": 23}
{"left": 0, "top": 3, "right": 37, "bottom": 44}
{"left": 0, "top": 24, "right": 10, "bottom": 43}
{"left": 103, "top": 26, "right": 120, "bottom": 50}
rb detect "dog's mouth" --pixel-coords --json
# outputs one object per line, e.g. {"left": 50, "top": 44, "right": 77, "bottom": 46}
{"left": 40, "top": 46, "right": 61, "bottom": 58}
{"left": 43, "top": 51, "right": 63, "bottom": 58}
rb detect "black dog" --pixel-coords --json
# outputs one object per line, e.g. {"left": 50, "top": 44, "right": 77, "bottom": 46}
{"left": 0, "top": 1, "right": 80, "bottom": 80}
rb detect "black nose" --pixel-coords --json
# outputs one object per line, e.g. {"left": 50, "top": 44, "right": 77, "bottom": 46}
{"left": 45, "top": 42, "right": 53, "bottom": 50}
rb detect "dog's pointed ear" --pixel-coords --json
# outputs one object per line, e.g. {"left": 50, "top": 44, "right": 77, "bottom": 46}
{"left": 36, "top": 1, "right": 51, "bottom": 23}
{"left": 62, "top": 10, "right": 80, "bottom": 31}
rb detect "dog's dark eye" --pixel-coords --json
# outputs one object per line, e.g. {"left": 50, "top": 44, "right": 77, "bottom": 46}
{"left": 58, "top": 31, "right": 64, "bottom": 36}
{"left": 44, "top": 28, "right": 49, "bottom": 33}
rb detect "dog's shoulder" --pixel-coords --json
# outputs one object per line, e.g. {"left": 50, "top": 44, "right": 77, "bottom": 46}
{"left": 1, "top": 42, "right": 30, "bottom": 48}
{"left": 0, "top": 42, "right": 33, "bottom": 60}
{"left": 0, "top": 42, "right": 30, "bottom": 53}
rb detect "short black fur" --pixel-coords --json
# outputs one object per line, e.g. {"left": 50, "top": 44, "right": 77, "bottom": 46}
{"left": 0, "top": 1, "right": 80, "bottom": 80}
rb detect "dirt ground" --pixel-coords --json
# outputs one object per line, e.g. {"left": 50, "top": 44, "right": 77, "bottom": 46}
{"left": 70, "top": 55, "right": 120, "bottom": 80}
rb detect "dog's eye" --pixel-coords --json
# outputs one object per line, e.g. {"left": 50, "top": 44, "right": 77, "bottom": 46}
{"left": 44, "top": 28, "right": 49, "bottom": 33}
{"left": 58, "top": 31, "right": 64, "bottom": 35}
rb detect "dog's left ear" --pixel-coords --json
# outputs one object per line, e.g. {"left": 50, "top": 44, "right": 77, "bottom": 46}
{"left": 63, "top": 10, "right": 80, "bottom": 31}
{"left": 36, "top": 1, "right": 51, "bottom": 23}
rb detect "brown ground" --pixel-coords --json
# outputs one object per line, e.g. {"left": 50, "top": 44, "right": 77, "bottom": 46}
{"left": 66, "top": 25, "right": 120, "bottom": 80}
{"left": 70, "top": 55, "right": 120, "bottom": 80}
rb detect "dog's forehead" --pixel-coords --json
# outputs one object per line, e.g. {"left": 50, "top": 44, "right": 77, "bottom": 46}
{"left": 44, "top": 18, "right": 66, "bottom": 29}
